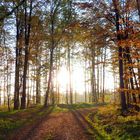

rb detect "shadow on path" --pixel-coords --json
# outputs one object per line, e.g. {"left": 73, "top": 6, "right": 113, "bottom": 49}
{"left": 71, "top": 109, "right": 105, "bottom": 140}
{"left": 57, "top": 103, "right": 106, "bottom": 140}
{"left": 9, "top": 106, "right": 54, "bottom": 140}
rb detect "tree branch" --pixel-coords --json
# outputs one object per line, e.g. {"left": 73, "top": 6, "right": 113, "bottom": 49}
{"left": 0, "top": 0, "right": 25, "bottom": 21}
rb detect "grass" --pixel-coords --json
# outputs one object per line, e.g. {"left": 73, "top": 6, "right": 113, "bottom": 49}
{"left": 0, "top": 105, "right": 52, "bottom": 140}
{"left": 52, "top": 105, "right": 69, "bottom": 113}
{"left": 85, "top": 105, "right": 140, "bottom": 140}
{"left": 58, "top": 102, "right": 107, "bottom": 110}
{"left": 0, "top": 103, "right": 103, "bottom": 139}
{"left": 1, "top": 103, "right": 139, "bottom": 140}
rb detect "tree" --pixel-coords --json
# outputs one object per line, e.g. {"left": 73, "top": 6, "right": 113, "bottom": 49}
{"left": 0, "top": 0, "right": 26, "bottom": 22}
{"left": 44, "top": 0, "right": 73, "bottom": 106}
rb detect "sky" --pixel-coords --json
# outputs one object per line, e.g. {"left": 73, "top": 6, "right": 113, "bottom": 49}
{"left": 57, "top": 61, "right": 115, "bottom": 95}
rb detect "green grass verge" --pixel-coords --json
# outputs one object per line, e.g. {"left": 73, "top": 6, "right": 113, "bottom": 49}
{"left": 0, "top": 105, "right": 52, "bottom": 140}
{"left": 0, "top": 103, "right": 108, "bottom": 140}
{"left": 58, "top": 102, "right": 107, "bottom": 110}
{"left": 85, "top": 105, "right": 140, "bottom": 140}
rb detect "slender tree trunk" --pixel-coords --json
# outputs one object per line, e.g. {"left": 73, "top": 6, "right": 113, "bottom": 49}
{"left": 36, "top": 53, "right": 41, "bottom": 104}
{"left": 68, "top": 45, "right": 73, "bottom": 104}
{"left": 21, "top": 0, "right": 32, "bottom": 109}
{"left": 44, "top": 48, "right": 54, "bottom": 106}
{"left": 91, "top": 46, "right": 97, "bottom": 102}
{"left": 118, "top": 46, "right": 127, "bottom": 110}
{"left": 136, "top": 0, "right": 140, "bottom": 20}
{"left": 84, "top": 48, "right": 87, "bottom": 103}
{"left": 6, "top": 50, "right": 10, "bottom": 111}
{"left": 44, "top": 6, "right": 56, "bottom": 106}
{"left": 113, "top": 68, "right": 116, "bottom": 103}
{"left": 124, "top": 47, "right": 137, "bottom": 103}
{"left": 27, "top": 66, "right": 30, "bottom": 107}
{"left": 113, "top": 0, "right": 127, "bottom": 111}
{"left": 51, "top": 71, "right": 55, "bottom": 105}
{"left": 97, "top": 56, "right": 99, "bottom": 102}
{"left": 102, "top": 48, "right": 106, "bottom": 103}
{"left": 4, "top": 60, "right": 6, "bottom": 106}
{"left": 32, "top": 66, "right": 36, "bottom": 104}
{"left": 56, "top": 47, "right": 60, "bottom": 104}
{"left": 14, "top": 12, "right": 20, "bottom": 109}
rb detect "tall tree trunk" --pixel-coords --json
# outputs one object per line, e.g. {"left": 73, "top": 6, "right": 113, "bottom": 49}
{"left": 102, "top": 47, "right": 106, "bottom": 103}
{"left": 21, "top": 0, "right": 32, "bottom": 109}
{"left": 14, "top": 10, "right": 20, "bottom": 109}
{"left": 136, "top": 0, "right": 140, "bottom": 20}
{"left": 96, "top": 56, "right": 99, "bottom": 102}
{"left": 91, "top": 46, "right": 97, "bottom": 102}
{"left": 118, "top": 46, "right": 127, "bottom": 110}
{"left": 6, "top": 49, "right": 11, "bottom": 111}
{"left": 36, "top": 53, "right": 41, "bottom": 104}
{"left": 125, "top": 47, "right": 137, "bottom": 103}
{"left": 56, "top": 47, "right": 60, "bottom": 104}
{"left": 113, "top": 0, "right": 127, "bottom": 111}
{"left": 84, "top": 48, "right": 87, "bottom": 103}
{"left": 27, "top": 66, "right": 30, "bottom": 107}
{"left": 4, "top": 58, "right": 6, "bottom": 106}
{"left": 44, "top": 6, "right": 56, "bottom": 106}
{"left": 44, "top": 48, "right": 54, "bottom": 106}
{"left": 68, "top": 45, "right": 73, "bottom": 104}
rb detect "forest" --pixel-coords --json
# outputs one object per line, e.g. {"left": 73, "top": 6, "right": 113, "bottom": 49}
{"left": 0, "top": 0, "right": 140, "bottom": 140}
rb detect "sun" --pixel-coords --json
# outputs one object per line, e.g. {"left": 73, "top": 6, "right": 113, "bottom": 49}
{"left": 57, "top": 67, "right": 69, "bottom": 88}
{"left": 56, "top": 65, "right": 85, "bottom": 94}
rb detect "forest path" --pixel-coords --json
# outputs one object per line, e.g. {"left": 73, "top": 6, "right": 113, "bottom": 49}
{"left": 9, "top": 107, "right": 97, "bottom": 140}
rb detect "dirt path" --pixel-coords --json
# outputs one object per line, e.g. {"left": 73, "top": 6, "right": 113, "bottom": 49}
{"left": 9, "top": 108, "right": 97, "bottom": 140}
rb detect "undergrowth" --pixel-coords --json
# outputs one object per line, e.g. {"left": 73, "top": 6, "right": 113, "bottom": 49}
{"left": 86, "top": 105, "right": 140, "bottom": 140}
{"left": 0, "top": 105, "right": 51, "bottom": 140}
